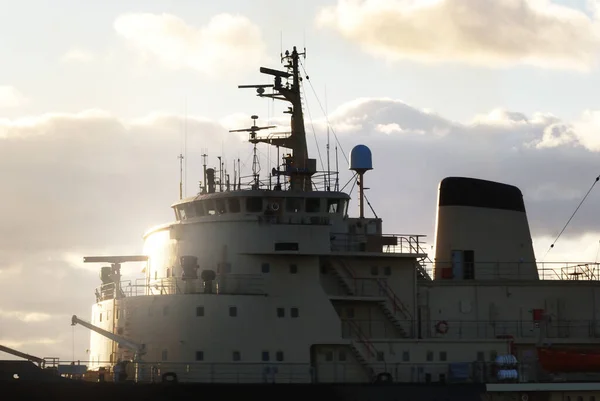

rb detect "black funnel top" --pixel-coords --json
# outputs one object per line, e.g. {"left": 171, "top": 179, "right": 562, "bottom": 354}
{"left": 439, "top": 177, "right": 525, "bottom": 212}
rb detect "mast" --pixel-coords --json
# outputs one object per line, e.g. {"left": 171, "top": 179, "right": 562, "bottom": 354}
{"left": 235, "top": 46, "right": 316, "bottom": 192}
{"left": 178, "top": 153, "right": 184, "bottom": 200}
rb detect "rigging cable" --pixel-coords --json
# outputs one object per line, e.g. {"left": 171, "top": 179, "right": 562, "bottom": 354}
{"left": 542, "top": 173, "right": 600, "bottom": 261}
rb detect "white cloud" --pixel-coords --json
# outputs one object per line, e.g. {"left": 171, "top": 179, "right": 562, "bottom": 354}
{"left": 0, "top": 86, "right": 28, "bottom": 108}
{"left": 61, "top": 48, "right": 96, "bottom": 63}
{"left": 0, "top": 309, "right": 54, "bottom": 323}
{"left": 0, "top": 337, "right": 60, "bottom": 349}
{"left": 317, "top": 0, "right": 600, "bottom": 70}
{"left": 113, "top": 13, "right": 268, "bottom": 77}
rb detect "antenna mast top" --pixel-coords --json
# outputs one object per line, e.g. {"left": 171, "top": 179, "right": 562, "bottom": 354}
{"left": 236, "top": 46, "right": 316, "bottom": 192}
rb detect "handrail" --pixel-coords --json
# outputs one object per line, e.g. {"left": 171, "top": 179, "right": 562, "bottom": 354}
{"left": 376, "top": 278, "right": 412, "bottom": 320}
{"left": 347, "top": 319, "right": 377, "bottom": 359}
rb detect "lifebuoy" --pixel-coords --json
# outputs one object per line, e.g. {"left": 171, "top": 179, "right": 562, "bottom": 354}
{"left": 271, "top": 202, "right": 280, "bottom": 211}
{"left": 162, "top": 372, "right": 178, "bottom": 383}
{"left": 435, "top": 320, "right": 449, "bottom": 334}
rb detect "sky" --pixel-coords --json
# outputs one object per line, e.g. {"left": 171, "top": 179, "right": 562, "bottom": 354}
{"left": 1, "top": 0, "right": 600, "bottom": 362}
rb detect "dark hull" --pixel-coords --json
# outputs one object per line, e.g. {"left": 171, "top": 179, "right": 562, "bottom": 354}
{"left": 4, "top": 380, "right": 487, "bottom": 401}
{"left": 1, "top": 360, "right": 486, "bottom": 401}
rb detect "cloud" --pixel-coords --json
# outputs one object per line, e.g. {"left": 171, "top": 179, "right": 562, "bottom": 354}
{"left": 113, "top": 13, "right": 268, "bottom": 77}
{"left": 0, "top": 86, "right": 28, "bottom": 108}
{"left": 0, "top": 309, "right": 54, "bottom": 323}
{"left": 2, "top": 99, "right": 600, "bottom": 358}
{"left": 316, "top": 0, "right": 600, "bottom": 70}
{"left": 61, "top": 48, "right": 96, "bottom": 63}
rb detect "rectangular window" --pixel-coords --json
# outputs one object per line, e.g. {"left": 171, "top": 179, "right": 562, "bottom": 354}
{"left": 383, "top": 266, "right": 391, "bottom": 276}
{"left": 402, "top": 351, "right": 410, "bottom": 362}
{"left": 232, "top": 351, "right": 241, "bottom": 361}
{"left": 195, "top": 351, "right": 204, "bottom": 361}
{"left": 116, "top": 309, "right": 120, "bottom": 319}
{"left": 196, "top": 306, "right": 204, "bottom": 317}
{"left": 439, "top": 351, "right": 447, "bottom": 361}
{"left": 325, "top": 351, "right": 333, "bottom": 361}
{"left": 276, "top": 351, "right": 284, "bottom": 362}
{"left": 305, "top": 198, "right": 321, "bottom": 213}
{"left": 291, "top": 307, "right": 299, "bottom": 318}
{"left": 339, "top": 350, "right": 346, "bottom": 361}
{"left": 195, "top": 202, "right": 205, "bottom": 217}
{"left": 229, "top": 306, "right": 237, "bottom": 317}
{"left": 274, "top": 242, "right": 299, "bottom": 251}
{"left": 327, "top": 199, "right": 339, "bottom": 213}
{"left": 261, "top": 263, "right": 270, "bottom": 273}
{"left": 99, "top": 313, "right": 102, "bottom": 322}
{"left": 162, "top": 349, "right": 168, "bottom": 361}
{"left": 216, "top": 199, "right": 227, "bottom": 214}
{"left": 477, "top": 351, "right": 485, "bottom": 361}
{"left": 377, "top": 351, "right": 384, "bottom": 361}
{"left": 286, "top": 198, "right": 302, "bottom": 213}
{"left": 228, "top": 198, "right": 241, "bottom": 213}
{"left": 426, "top": 350, "right": 434, "bottom": 361}
{"left": 277, "top": 308, "right": 285, "bottom": 318}
{"left": 262, "top": 351, "right": 270, "bottom": 361}
{"left": 464, "top": 250, "right": 475, "bottom": 280}
{"left": 246, "top": 197, "right": 263, "bottom": 212}
{"left": 290, "top": 264, "right": 298, "bottom": 274}
{"left": 370, "top": 266, "right": 379, "bottom": 276}
{"left": 205, "top": 200, "right": 216, "bottom": 215}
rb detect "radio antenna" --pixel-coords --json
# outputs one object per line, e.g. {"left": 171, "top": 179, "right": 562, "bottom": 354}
{"left": 178, "top": 153, "right": 184, "bottom": 200}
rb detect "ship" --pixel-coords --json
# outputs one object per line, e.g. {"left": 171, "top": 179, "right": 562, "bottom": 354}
{"left": 3, "top": 45, "right": 600, "bottom": 401}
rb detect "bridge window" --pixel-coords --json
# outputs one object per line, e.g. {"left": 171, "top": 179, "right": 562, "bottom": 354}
{"left": 205, "top": 200, "right": 216, "bottom": 215}
{"left": 291, "top": 307, "right": 299, "bottom": 318}
{"left": 216, "top": 199, "right": 226, "bottom": 214}
{"left": 246, "top": 197, "right": 263, "bottom": 212}
{"left": 195, "top": 351, "right": 204, "bottom": 361}
{"left": 286, "top": 198, "right": 303, "bottom": 213}
{"left": 232, "top": 351, "right": 241, "bottom": 361}
{"left": 305, "top": 198, "right": 320, "bottom": 213}
{"left": 327, "top": 199, "right": 339, "bottom": 213}
{"left": 195, "top": 202, "right": 205, "bottom": 217}
{"left": 228, "top": 198, "right": 241, "bottom": 213}
{"left": 183, "top": 203, "right": 195, "bottom": 219}
{"left": 276, "top": 351, "right": 284, "bottom": 361}
{"left": 178, "top": 206, "right": 187, "bottom": 220}
{"left": 262, "top": 351, "right": 270, "bottom": 361}
{"left": 341, "top": 199, "right": 349, "bottom": 216}
{"left": 426, "top": 350, "right": 434, "bottom": 361}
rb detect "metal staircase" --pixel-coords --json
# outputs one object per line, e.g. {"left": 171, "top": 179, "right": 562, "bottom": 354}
{"left": 347, "top": 320, "right": 378, "bottom": 381}
{"left": 329, "top": 259, "right": 356, "bottom": 295}
{"left": 376, "top": 279, "right": 412, "bottom": 338}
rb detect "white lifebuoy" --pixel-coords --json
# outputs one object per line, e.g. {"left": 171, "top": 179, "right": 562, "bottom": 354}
{"left": 521, "top": 394, "right": 529, "bottom": 401}
{"left": 271, "top": 202, "right": 280, "bottom": 211}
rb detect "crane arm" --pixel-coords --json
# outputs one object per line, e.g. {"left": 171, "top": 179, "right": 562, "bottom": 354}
{"left": 71, "top": 315, "right": 145, "bottom": 356}
{"left": 0, "top": 344, "right": 44, "bottom": 366}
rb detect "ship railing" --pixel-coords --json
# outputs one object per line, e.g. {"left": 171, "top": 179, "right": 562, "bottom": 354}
{"left": 330, "top": 233, "right": 427, "bottom": 254}
{"left": 95, "top": 275, "right": 266, "bottom": 299}
{"left": 339, "top": 318, "right": 600, "bottom": 340}
{"left": 428, "top": 261, "right": 600, "bottom": 281}
{"left": 74, "top": 360, "right": 580, "bottom": 384}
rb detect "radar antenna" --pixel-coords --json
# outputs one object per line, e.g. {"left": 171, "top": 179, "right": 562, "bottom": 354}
{"left": 236, "top": 46, "right": 317, "bottom": 191}
{"left": 229, "top": 115, "right": 276, "bottom": 189}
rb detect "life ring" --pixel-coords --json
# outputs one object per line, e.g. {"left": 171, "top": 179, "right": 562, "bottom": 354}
{"left": 270, "top": 202, "right": 280, "bottom": 211}
{"left": 435, "top": 320, "right": 449, "bottom": 334}
{"left": 162, "top": 372, "right": 178, "bottom": 383}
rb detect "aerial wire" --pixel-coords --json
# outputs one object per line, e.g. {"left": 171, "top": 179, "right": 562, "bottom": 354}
{"left": 542, "top": 173, "right": 600, "bottom": 261}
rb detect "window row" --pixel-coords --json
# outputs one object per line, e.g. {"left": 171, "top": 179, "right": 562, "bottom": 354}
{"left": 321, "top": 265, "right": 393, "bottom": 276}
{"left": 196, "top": 306, "right": 300, "bottom": 318}
{"left": 261, "top": 263, "right": 298, "bottom": 274}
{"left": 175, "top": 197, "right": 349, "bottom": 220}
{"left": 193, "top": 350, "right": 285, "bottom": 362}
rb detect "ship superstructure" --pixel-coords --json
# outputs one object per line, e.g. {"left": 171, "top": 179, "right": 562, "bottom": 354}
{"left": 65, "top": 46, "right": 600, "bottom": 399}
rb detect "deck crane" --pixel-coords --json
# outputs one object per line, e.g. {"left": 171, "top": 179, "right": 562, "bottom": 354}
{"left": 0, "top": 344, "right": 45, "bottom": 367}
{"left": 71, "top": 315, "right": 145, "bottom": 363}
